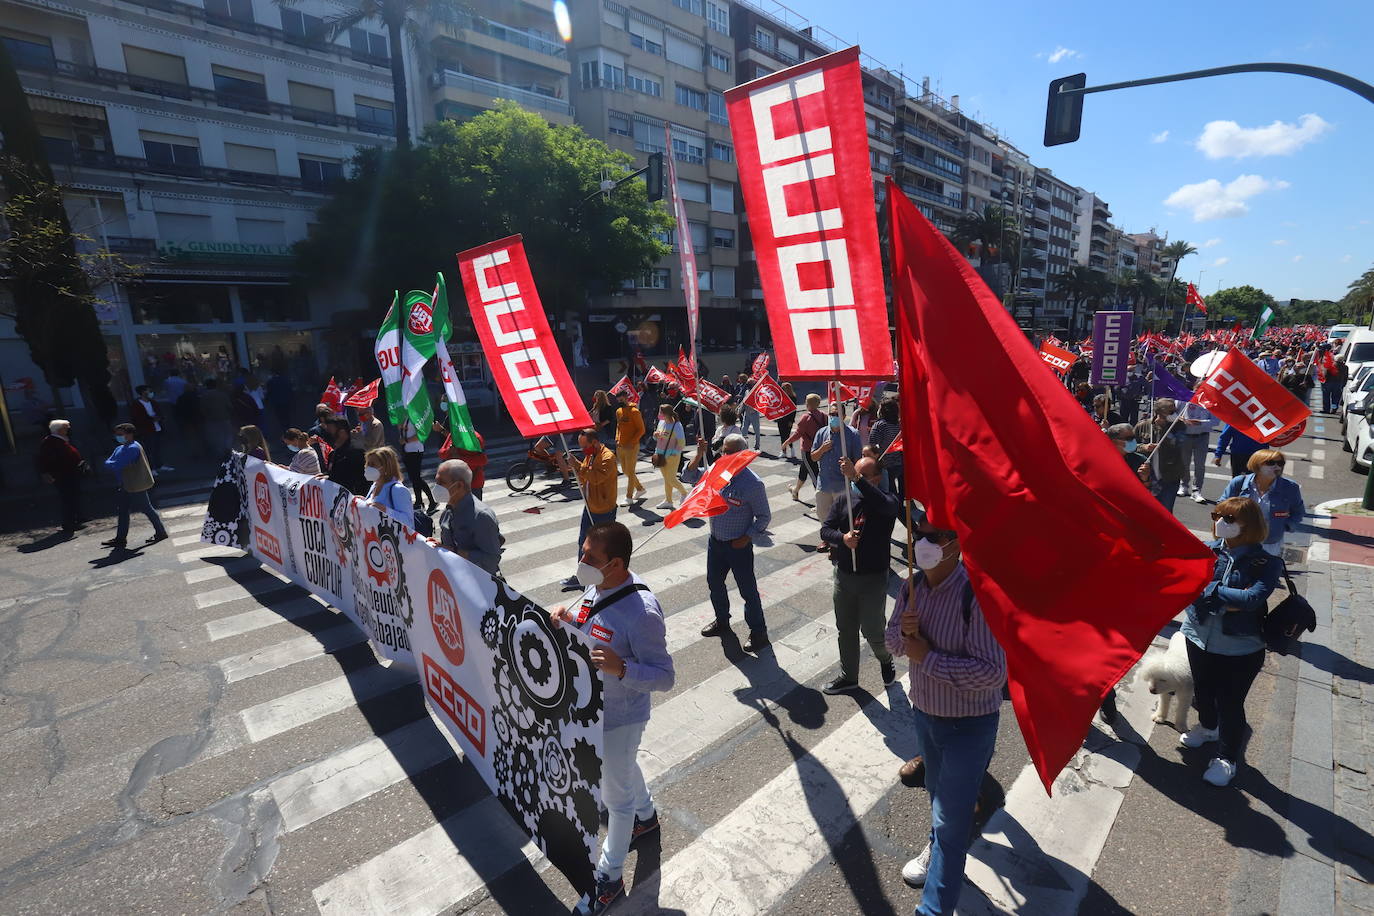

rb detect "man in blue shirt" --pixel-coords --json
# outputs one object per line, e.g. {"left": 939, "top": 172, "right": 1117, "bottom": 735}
{"left": 809, "top": 405, "right": 863, "bottom": 553}
{"left": 701, "top": 434, "right": 773, "bottom": 651}
{"left": 102, "top": 422, "right": 168, "bottom": 549}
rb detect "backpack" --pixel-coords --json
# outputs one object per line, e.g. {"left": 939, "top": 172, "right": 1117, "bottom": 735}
{"left": 381, "top": 480, "right": 432, "bottom": 537}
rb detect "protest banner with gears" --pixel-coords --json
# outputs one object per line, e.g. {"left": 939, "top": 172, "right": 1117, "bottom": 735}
{"left": 202, "top": 456, "right": 605, "bottom": 881}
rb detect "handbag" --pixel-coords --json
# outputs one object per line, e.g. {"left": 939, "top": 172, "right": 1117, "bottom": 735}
{"left": 122, "top": 448, "right": 155, "bottom": 493}
{"left": 651, "top": 451, "right": 665, "bottom": 468}
{"left": 1262, "top": 565, "right": 1317, "bottom": 654}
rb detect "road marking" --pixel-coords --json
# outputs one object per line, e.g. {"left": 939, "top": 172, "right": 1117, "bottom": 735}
{"left": 663, "top": 554, "right": 834, "bottom": 655}
{"left": 166, "top": 517, "right": 208, "bottom": 534}
{"left": 239, "top": 665, "right": 414, "bottom": 743}
{"left": 184, "top": 557, "right": 261, "bottom": 585}
{"left": 205, "top": 595, "right": 334, "bottom": 641}
{"left": 1309, "top": 464, "right": 1325, "bottom": 479}
{"left": 217, "top": 623, "right": 366, "bottom": 682}
{"left": 620, "top": 676, "right": 916, "bottom": 915}
{"left": 173, "top": 532, "right": 208, "bottom": 546}
{"left": 269, "top": 718, "right": 457, "bottom": 833}
{"left": 178, "top": 545, "right": 245, "bottom": 564}
{"left": 193, "top": 573, "right": 297, "bottom": 610}
{"left": 312, "top": 795, "right": 541, "bottom": 916}
{"left": 1311, "top": 448, "right": 1326, "bottom": 462}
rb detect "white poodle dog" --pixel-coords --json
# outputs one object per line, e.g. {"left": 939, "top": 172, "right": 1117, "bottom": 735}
{"left": 1140, "top": 631, "right": 1194, "bottom": 732}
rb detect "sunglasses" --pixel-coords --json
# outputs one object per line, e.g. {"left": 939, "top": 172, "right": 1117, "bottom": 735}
{"left": 1210, "top": 512, "right": 1237, "bottom": 524}
{"left": 913, "top": 531, "right": 954, "bottom": 544}
{"left": 1263, "top": 459, "right": 1284, "bottom": 467}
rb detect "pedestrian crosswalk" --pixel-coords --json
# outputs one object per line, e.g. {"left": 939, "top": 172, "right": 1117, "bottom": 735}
{"left": 166, "top": 447, "right": 932, "bottom": 914}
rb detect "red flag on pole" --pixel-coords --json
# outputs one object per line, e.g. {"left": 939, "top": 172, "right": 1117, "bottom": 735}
{"left": 751, "top": 352, "right": 770, "bottom": 379}
{"left": 664, "top": 450, "right": 759, "bottom": 527}
{"left": 674, "top": 346, "right": 698, "bottom": 397}
{"left": 744, "top": 372, "right": 797, "bottom": 421}
{"left": 343, "top": 377, "right": 381, "bottom": 408}
{"left": 694, "top": 379, "right": 732, "bottom": 413}
{"left": 608, "top": 375, "right": 638, "bottom": 403}
{"left": 644, "top": 365, "right": 670, "bottom": 385}
{"left": 724, "top": 47, "right": 893, "bottom": 381}
{"left": 887, "top": 177, "right": 1213, "bottom": 794}
{"left": 1194, "top": 349, "right": 1312, "bottom": 442}
{"left": 1186, "top": 283, "right": 1208, "bottom": 314}
{"left": 882, "top": 431, "right": 903, "bottom": 456}
{"left": 1037, "top": 342, "right": 1078, "bottom": 375}
{"left": 320, "top": 377, "right": 345, "bottom": 413}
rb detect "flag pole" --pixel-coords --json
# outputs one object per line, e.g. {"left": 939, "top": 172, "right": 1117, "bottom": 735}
{"left": 833, "top": 382, "right": 859, "bottom": 569}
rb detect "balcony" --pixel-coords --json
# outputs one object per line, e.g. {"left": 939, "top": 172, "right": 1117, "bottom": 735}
{"left": 901, "top": 184, "right": 963, "bottom": 211}
{"left": 897, "top": 150, "right": 962, "bottom": 183}
{"left": 899, "top": 123, "right": 963, "bottom": 157}
{"left": 452, "top": 12, "right": 566, "bottom": 58}
{"left": 17, "top": 58, "right": 389, "bottom": 135}
{"left": 52, "top": 147, "right": 322, "bottom": 193}
{"left": 749, "top": 34, "right": 800, "bottom": 67}
{"left": 433, "top": 69, "right": 573, "bottom": 118}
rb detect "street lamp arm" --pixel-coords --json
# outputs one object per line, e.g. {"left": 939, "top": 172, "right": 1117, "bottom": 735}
{"left": 1058, "top": 62, "right": 1374, "bottom": 106}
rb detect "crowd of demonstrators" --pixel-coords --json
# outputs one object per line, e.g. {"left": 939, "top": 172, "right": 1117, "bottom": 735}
{"left": 701, "top": 434, "right": 773, "bottom": 652}
{"left": 281, "top": 428, "right": 321, "bottom": 475}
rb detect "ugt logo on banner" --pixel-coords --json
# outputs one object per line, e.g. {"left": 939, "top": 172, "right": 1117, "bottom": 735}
{"left": 1090, "top": 311, "right": 1133, "bottom": 387}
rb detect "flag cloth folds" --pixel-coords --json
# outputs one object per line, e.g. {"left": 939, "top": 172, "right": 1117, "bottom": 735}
{"left": 1195, "top": 349, "right": 1312, "bottom": 442}
{"left": 744, "top": 372, "right": 797, "bottom": 421}
{"left": 1147, "top": 357, "right": 1195, "bottom": 403}
{"left": 886, "top": 176, "right": 1214, "bottom": 794}
{"left": 664, "top": 450, "right": 759, "bottom": 527}
{"left": 608, "top": 375, "right": 638, "bottom": 403}
{"left": 644, "top": 365, "right": 670, "bottom": 385}
{"left": 399, "top": 289, "right": 437, "bottom": 440}
{"left": 320, "top": 377, "right": 345, "bottom": 414}
{"left": 431, "top": 272, "right": 482, "bottom": 452}
{"left": 343, "top": 378, "right": 381, "bottom": 408}
{"left": 694, "top": 378, "right": 732, "bottom": 413}
{"left": 751, "top": 352, "right": 770, "bottom": 379}
{"left": 374, "top": 293, "right": 406, "bottom": 425}
{"left": 674, "top": 347, "right": 698, "bottom": 397}
{"left": 664, "top": 125, "right": 701, "bottom": 349}
{"left": 1186, "top": 283, "right": 1208, "bottom": 314}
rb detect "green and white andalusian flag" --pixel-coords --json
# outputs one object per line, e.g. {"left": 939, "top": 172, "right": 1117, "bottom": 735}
{"left": 431, "top": 272, "right": 482, "bottom": 452}
{"left": 374, "top": 292, "right": 406, "bottom": 426}
{"left": 1255, "top": 305, "right": 1275, "bottom": 338}
{"left": 399, "top": 288, "right": 437, "bottom": 440}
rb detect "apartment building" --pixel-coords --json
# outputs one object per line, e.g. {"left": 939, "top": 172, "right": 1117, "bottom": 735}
{"left": 1, "top": 0, "right": 428, "bottom": 403}
{"left": 892, "top": 79, "right": 966, "bottom": 236}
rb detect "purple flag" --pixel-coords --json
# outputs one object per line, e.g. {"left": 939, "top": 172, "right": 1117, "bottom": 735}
{"left": 1149, "top": 357, "right": 1194, "bottom": 403}
{"left": 1090, "top": 311, "right": 1134, "bottom": 387}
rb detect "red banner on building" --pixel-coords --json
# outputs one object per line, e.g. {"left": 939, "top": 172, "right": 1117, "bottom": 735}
{"left": 1194, "top": 349, "right": 1311, "bottom": 443}
{"left": 725, "top": 46, "right": 892, "bottom": 381}
{"left": 456, "top": 235, "right": 592, "bottom": 438}
{"left": 744, "top": 372, "right": 797, "bottom": 421}
{"left": 1038, "top": 342, "right": 1078, "bottom": 375}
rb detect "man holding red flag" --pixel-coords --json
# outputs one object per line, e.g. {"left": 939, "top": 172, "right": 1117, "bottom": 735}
{"left": 699, "top": 434, "right": 772, "bottom": 652}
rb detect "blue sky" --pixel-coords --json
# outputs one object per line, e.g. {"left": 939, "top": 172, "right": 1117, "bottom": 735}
{"left": 782, "top": 0, "right": 1372, "bottom": 302}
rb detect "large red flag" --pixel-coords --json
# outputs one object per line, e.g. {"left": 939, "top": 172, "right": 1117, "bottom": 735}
{"left": 674, "top": 347, "right": 698, "bottom": 397}
{"left": 724, "top": 47, "right": 892, "bottom": 380}
{"left": 744, "top": 372, "right": 797, "bottom": 421}
{"left": 342, "top": 377, "right": 381, "bottom": 408}
{"left": 320, "top": 377, "right": 344, "bottom": 413}
{"left": 1194, "top": 349, "right": 1311, "bottom": 442}
{"left": 886, "top": 177, "right": 1214, "bottom": 794}
{"left": 664, "top": 450, "right": 759, "bottom": 527}
{"left": 455, "top": 235, "right": 592, "bottom": 438}
{"left": 1186, "top": 283, "right": 1208, "bottom": 314}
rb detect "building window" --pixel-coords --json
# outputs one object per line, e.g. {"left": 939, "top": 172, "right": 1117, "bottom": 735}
{"left": 706, "top": 2, "right": 729, "bottom": 35}
{"left": 666, "top": 34, "right": 703, "bottom": 69}
{"left": 224, "top": 142, "right": 276, "bottom": 173}
{"left": 688, "top": 221, "right": 708, "bottom": 251}
{"left": 753, "top": 27, "right": 774, "bottom": 51}
{"left": 677, "top": 178, "right": 708, "bottom": 203}
{"left": 710, "top": 180, "right": 733, "bottom": 213}
{"left": 709, "top": 48, "right": 730, "bottom": 72}
{"left": 299, "top": 156, "right": 343, "bottom": 188}
{"left": 626, "top": 69, "right": 662, "bottom": 97}
{"left": 123, "top": 45, "right": 189, "bottom": 88}
{"left": 211, "top": 65, "right": 267, "bottom": 100}
{"left": 608, "top": 110, "right": 631, "bottom": 136}
{"left": 672, "top": 134, "right": 705, "bottom": 165}
{"left": 349, "top": 28, "right": 389, "bottom": 61}
{"left": 355, "top": 97, "right": 394, "bottom": 132}
{"left": 712, "top": 266, "right": 736, "bottom": 297}
{"left": 280, "top": 9, "right": 325, "bottom": 41}
{"left": 239, "top": 286, "right": 309, "bottom": 322}
{"left": 2, "top": 34, "right": 56, "bottom": 71}
{"left": 632, "top": 119, "right": 666, "bottom": 154}
{"left": 639, "top": 268, "right": 671, "bottom": 289}
{"left": 205, "top": 0, "right": 254, "bottom": 22}
{"left": 672, "top": 0, "right": 704, "bottom": 13}
{"left": 675, "top": 85, "right": 706, "bottom": 110}
{"left": 708, "top": 90, "right": 727, "bottom": 125}
{"left": 288, "top": 81, "right": 334, "bottom": 113}
{"left": 141, "top": 132, "right": 201, "bottom": 168}
{"left": 629, "top": 32, "right": 663, "bottom": 55}
{"left": 712, "top": 227, "right": 735, "bottom": 249}
{"left": 710, "top": 140, "right": 733, "bottom": 162}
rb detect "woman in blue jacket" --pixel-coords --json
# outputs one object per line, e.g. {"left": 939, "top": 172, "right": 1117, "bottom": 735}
{"left": 1219, "top": 448, "right": 1305, "bottom": 557}
{"left": 1179, "top": 496, "right": 1281, "bottom": 787}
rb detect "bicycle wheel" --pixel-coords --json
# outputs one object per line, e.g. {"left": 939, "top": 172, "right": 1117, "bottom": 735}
{"left": 506, "top": 461, "right": 535, "bottom": 492}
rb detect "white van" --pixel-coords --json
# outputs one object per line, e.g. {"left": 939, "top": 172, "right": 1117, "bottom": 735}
{"left": 1338, "top": 328, "right": 1374, "bottom": 373}
{"left": 1329, "top": 323, "right": 1358, "bottom": 344}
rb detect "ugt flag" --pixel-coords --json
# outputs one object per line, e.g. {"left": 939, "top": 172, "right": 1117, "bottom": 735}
{"left": 343, "top": 378, "right": 381, "bottom": 408}
{"left": 374, "top": 293, "right": 405, "bottom": 425}
{"left": 887, "top": 176, "right": 1214, "bottom": 794}
{"left": 399, "top": 289, "right": 437, "bottom": 440}
{"left": 744, "top": 372, "right": 797, "bottom": 421}
{"left": 431, "top": 272, "right": 482, "bottom": 452}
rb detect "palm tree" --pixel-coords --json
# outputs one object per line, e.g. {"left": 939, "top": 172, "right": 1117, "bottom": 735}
{"left": 1052, "top": 265, "right": 1097, "bottom": 336}
{"left": 1160, "top": 239, "right": 1198, "bottom": 329}
{"left": 951, "top": 204, "right": 1016, "bottom": 261}
{"left": 280, "top": 0, "right": 471, "bottom": 149}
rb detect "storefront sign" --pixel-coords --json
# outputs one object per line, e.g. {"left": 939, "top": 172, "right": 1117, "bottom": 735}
{"left": 157, "top": 240, "right": 294, "bottom": 262}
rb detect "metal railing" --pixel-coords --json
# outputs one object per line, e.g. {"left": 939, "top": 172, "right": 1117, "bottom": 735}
{"left": 434, "top": 70, "right": 573, "bottom": 116}
{"left": 450, "top": 12, "right": 566, "bottom": 57}
{"left": 899, "top": 123, "right": 964, "bottom": 157}
{"left": 748, "top": 34, "right": 799, "bottom": 66}
{"left": 897, "top": 150, "right": 962, "bottom": 182}
{"left": 55, "top": 148, "right": 323, "bottom": 193}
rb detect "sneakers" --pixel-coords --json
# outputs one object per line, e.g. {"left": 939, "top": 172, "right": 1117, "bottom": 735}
{"left": 880, "top": 659, "right": 897, "bottom": 686}
{"left": 788, "top": 483, "right": 801, "bottom": 501}
{"left": 901, "top": 844, "right": 932, "bottom": 888}
{"left": 821, "top": 677, "right": 859, "bottom": 695}
{"left": 572, "top": 872, "right": 625, "bottom": 916}
{"left": 630, "top": 810, "right": 660, "bottom": 843}
{"left": 1203, "top": 757, "right": 1238, "bottom": 787}
{"left": 656, "top": 501, "right": 675, "bottom": 510}
{"left": 1178, "top": 725, "right": 1219, "bottom": 748}
{"left": 743, "top": 630, "right": 770, "bottom": 653}
{"left": 898, "top": 755, "right": 926, "bottom": 788}
{"left": 1191, "top": 490, "right": 1207, "bottom": 504}
{"left": 635, "top": 486, "right": 648, "bottom": 498}
{"left": 1176, "top": 483, "right": 1188, "bottom": 497}
{"left": 700, "top": 619, "right": 726, "bottom": 638}
{"left": 560, "top": 576, "right": 583, "bottom": 590}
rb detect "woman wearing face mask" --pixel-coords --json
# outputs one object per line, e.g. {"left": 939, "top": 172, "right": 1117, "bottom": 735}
{"left": 652, "top": 405, "right": 689, "bottom": 509}
{"left": 363, "top": 446, "right": 414, "bottom": 530}
{"left": 281, "top": 428, "right": 320, "bottom": 475}
{"left": 1219, "top": 448, "right": 1305, "bottom": 557}
{"left": 1179, "top": 496, "right": 1281, "bottom": 787}
{"left": 102, "top": 422, "right": 169, "bottom": 549}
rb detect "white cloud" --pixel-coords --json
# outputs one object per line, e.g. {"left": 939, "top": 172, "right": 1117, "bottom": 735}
{"left": 1272, "top": 239, "right": 1288, "bottom": 245}
{"left": 1196, "top": 113, "right": 1331, "bottom": 159}
{"left": 1213, "top": 257, "right": 1231, "bottom": 267}
{"left": 1202, "top": 238, "right": 1223, "bottom": 248}
{"left": 1151, "top": 130, "right": 1169, "bottom": 144}
{"left": 1292, "top": 255, "right": 1305, "bottom": 263}
{"left": 1045, "top": 46, "right": 1080, "bottom": 64}
{"left": 1162, "top": 174, "right": 1291, "bottom": 221}
{"left": 1342, "top": 254, "right": 1354, "bottom": 263}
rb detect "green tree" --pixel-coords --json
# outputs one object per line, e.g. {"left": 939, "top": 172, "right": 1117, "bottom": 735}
{"left": 295, "top": 104, "right": 673, "bottom": 332}
{"left": 1160, "top": 239, "right": 1198, "bottom": 327}
{"left": 0, "top": 41, "right": 119, "bottom": 423}
{"left": 1342, "top": 265, "right": 1374, "bottom": 321}
{"left": 1207, "top": 285, "right": 1277, "bottom": 326}
{"left": 1052, "top": 265, "right": 1105, "bottom": 336}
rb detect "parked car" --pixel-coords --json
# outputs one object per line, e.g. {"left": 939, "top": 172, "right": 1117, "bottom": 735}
{"left": 1337, "top": 328, "right": 1374, "bottom": 377}
{"left": 1345, "top": 400, "right": 1373, "bottom": 473}
{"left": 1340, "top": 366, "right": 1374, "bottom": 431}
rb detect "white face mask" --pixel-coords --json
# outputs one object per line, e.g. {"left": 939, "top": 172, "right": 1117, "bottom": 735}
{"left": 576, "top": 558, "right": 612, "bottom": 588}
{"left": 1215, "top": 519, "right": 1242, "bottom": 540}
{"left": 364, "top": 466, "right": 381, "bottom": 482}
{"left": 913, "top": 537, "right": 950, "bottom": 570}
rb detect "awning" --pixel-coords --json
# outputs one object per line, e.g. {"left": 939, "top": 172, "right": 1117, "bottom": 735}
{"left": 26, "top": 94, "right": 107, "bottom": 120}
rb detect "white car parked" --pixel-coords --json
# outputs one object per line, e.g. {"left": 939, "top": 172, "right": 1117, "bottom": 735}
{"left": 1341, "top": 367, "right": 1374, "bottom": 431}
{"left": 1345, "top": 401, "right": 1373, "bottom": 473}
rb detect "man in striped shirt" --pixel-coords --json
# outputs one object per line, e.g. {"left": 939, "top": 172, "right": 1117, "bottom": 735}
{"left": 701, "top": 434, "right": 772, "bottom": 651}
{"left": 884, "top": 513, "right": 1006, "bottom": 916}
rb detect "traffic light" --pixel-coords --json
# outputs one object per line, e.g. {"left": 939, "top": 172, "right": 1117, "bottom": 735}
{"left": 1044, "top": 73, "right": 1087, "bottom": 146}
{"left": 645, "top": 151, "right": 663, "bottom": 202}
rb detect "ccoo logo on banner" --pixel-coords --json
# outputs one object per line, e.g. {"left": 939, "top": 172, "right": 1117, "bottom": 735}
{"left": 203, "top": 456, "right": 606, "bottom": 881}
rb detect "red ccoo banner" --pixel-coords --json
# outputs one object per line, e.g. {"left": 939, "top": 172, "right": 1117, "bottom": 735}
{"left": 1038, "top": 342, "right": 1078, "bottom": 375}
{"left": 456, "top": 235, "right": 592, "bottom": 437}
{"left": 725, "top": 47, "right": 892, "bottom": 381}
{"left": 1194, "top": 349, "right": 1311, "bottom": 443}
